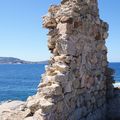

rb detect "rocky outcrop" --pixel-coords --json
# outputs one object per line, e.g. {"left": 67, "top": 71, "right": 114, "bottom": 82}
{"left": 0, "top": 101, "right": 29, "bottom": 120}
{"left": 0, "top": 0, "right": 115, "bottom": 120}
{"left": 107, "top": 88, "right": 120, "bottom": 120}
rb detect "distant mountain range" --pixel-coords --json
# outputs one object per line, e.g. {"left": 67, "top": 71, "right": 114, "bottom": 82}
{"left": 0, "top": 57, "right": 48, "bottom": 64}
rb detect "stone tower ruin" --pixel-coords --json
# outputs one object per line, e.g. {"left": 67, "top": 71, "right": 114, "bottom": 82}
{"left": 25, "top": 0, "right": 114, "bottom": 119}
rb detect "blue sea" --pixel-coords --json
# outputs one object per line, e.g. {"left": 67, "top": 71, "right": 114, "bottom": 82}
{"left": 109, "top": 63, "right": 120, "bottom": 82}
{"left": 0, "top": 63, "right": 120, "bottom": 102}
{"left": 0, "top": 64, "right": 46, "bottom": 102}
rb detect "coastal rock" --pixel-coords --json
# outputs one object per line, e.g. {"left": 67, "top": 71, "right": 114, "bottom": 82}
{"left": 0, "top": 101, "right": 30, "bottom": 120}
{"left": 0, "top": 101, "right": 25, "bottom": 112}
{"left": 24, "top": 117, "right": 34, "bottom": 120}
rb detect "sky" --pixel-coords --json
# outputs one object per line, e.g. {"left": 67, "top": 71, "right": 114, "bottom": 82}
{"left": 0, "top": 0, "right": 119, "bottom": 62}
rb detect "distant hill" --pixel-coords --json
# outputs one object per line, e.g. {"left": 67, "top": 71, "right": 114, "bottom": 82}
{"left": 0, "top": 57, "right": 48, "bottom": 64}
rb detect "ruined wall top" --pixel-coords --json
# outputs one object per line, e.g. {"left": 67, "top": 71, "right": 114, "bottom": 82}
{"left": 43, "top": 0, "right": 100, "bottom": 29}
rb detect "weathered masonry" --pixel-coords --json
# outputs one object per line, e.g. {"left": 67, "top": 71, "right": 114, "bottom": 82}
{"left": 25, "top": 0, "right": 114, "bottom": 119}
{"left": 0, "top": 0, "right": 115, "bottom": 120}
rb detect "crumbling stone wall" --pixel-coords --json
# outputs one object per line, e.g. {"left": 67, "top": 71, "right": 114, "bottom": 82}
{"left": 25, "top": 0, "right": 113, "bottom": 120}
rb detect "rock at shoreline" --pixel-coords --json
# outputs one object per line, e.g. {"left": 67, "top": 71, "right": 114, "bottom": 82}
{"left": 0, "top": 101, "right": 25, "bottom": 112}
{"left": 0, "top": 101, "right": 30, "bottom": 120}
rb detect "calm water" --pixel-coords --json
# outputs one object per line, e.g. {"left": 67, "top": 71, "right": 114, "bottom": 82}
{"left": 109, "top": 63, "right": 120, "bottom": 82}
{"left": 0, "top": 63, "right": 119, "bottom": 102}
{"left": 0, "top": 64, "right": 45, "bottom": 102}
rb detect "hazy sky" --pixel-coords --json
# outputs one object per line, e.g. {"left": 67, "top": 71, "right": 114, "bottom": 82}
{"left": 0, "top": 0, "right": 119, "bottom": 62}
